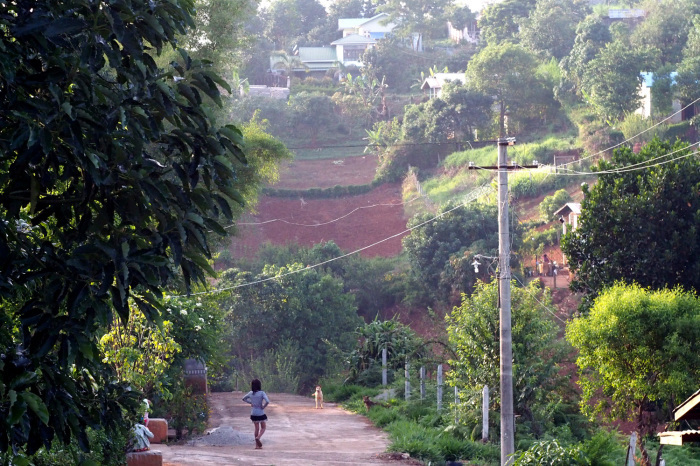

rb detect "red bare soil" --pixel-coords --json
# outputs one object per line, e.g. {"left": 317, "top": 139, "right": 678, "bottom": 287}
{"left": 273, "top": 155, "right": 378, "bottom": 189}
{"left": 228, "top": 157, "right": 408, "bottom": 259}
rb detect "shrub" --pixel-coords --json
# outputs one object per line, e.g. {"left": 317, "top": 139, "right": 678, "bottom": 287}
{"left": 539, "top": 189, "right": 572, "bottom": 221}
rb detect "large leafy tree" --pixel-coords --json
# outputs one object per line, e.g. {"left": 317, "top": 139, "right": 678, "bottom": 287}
{"left": 447, "top": 280, "right": 568, "bottom": 435}
{"left": 477, "top": 0, "right": 536, "bottom": 46}
{"left": 0, "top": 0, "right": 250, "bottom": 456}
{"left": 560, "top": 15, "right": 611, "bottom": 97}
{"left": 519, "top": 0, "right": 590, "bottom": 61}
{"left": 561, "top": 139, "right": 700, "bottom": 305}
{"left": 567, "top": 283, "right": 700, "bottom": 461}
{"left": 466, "top": 42, "right": 545, "bottom": 136}
{"left": 630, "top": 0, "right": 700, "bottom": 66}
{"left": 402, "top": 202, "right": 503, "bottom": 304}
{"left": 581, "top": 38, "right": 647, "bottom": 121}
{"left": 218, "top": 265, "right": 362, "bottom": 391}
{"left": 377, "top": 0, "right": 450, "bottom": 43}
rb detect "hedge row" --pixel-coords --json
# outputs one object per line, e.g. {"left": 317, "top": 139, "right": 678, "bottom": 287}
{"left": 262, "top": 180, "right": 382, "bottom": 199}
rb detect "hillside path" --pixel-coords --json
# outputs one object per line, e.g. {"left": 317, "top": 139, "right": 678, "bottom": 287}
{"left": 160, "top": 391, "right": 409, "bottom": 466}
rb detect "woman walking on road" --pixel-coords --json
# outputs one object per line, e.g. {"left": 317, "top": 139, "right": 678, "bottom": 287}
{"left": 242, "top": 379, "right": 270, "bottom": 449}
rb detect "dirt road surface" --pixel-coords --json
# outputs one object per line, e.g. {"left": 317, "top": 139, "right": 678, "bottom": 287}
{"left": 160, "top": 392, "right": 413, "bottom": 466}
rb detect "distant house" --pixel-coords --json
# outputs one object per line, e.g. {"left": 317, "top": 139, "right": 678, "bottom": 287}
{"left": 330, "top": 34, "right": 377, "bottom": 67}
{"left": 298, "top": 47, "right": 338, "bottom": 74}
{"left": 420, "top": 73, "right": 466, "bottom": 98}
{"left": 554, "top": 202, "right": 581, "bottom": 266}
{"left": 338, "top": 13, "right": 395, "bottom": 39}
{"left": 636, "top": 72, "right": 683, "bottom": 122}
{"left": 447, "top": 20, "right": 480, "bottom": 44}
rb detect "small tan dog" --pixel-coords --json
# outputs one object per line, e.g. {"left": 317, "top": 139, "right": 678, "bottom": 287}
{"left": 313, "top": 385, "right": 324, "bottom": 409}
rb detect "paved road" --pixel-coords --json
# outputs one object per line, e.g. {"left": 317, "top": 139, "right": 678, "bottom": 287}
{"left": 160, "top": 391, "right": 406, "bottom": 466}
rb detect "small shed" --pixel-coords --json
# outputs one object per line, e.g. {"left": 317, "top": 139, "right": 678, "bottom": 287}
{"left": 420, "top": 73, "right": 466, "bottom": 98}
{"left": 554, "top": 202, "right": 581, "bottom": 234}
{"left": 659, "top": 389, "right": 700, "bottom": 446}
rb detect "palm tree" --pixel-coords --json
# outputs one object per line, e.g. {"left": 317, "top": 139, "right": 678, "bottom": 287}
{"left": 271, "top": 51, "right": 308, "bottom": 89}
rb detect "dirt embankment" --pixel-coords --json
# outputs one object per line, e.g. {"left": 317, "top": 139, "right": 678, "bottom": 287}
{"left": 229, "top": 157, "right": 410, "bottom": 259}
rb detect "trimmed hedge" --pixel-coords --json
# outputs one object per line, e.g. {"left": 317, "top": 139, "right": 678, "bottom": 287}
{"left": 263, "top": 180, "right": 382, "bottom": 199}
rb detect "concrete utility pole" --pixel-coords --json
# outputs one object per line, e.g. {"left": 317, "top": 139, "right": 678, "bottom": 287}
{"left": 468, "top": 139, "right": 537, "bottom": 465}
{"left": 497, "top": 139, "right": 514, "bottom": 465}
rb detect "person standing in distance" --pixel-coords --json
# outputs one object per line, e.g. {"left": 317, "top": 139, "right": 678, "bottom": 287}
{"left": 242, "top": 379, "right": 270, "bottom": 449}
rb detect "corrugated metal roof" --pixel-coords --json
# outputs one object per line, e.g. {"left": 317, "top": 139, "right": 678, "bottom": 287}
{"left": 331, "top": 34, "right": 376, "bottom": 45}
{"left": 609, "top": 9, "right": 645, "bottom": 19}
{"left": 420, "top": 73, "right": 465, "bottom": 90}
{"left": 338, "top": 13, "right": 389, "bottom": 31}
{"left": 659, "top": 430, "right": 700, "bottom": 446}
{"left": 298, "top": 47, "right": 337, "bottom": 62}
{"left": 338, "top": 18, "right": 366, "bottom": 30}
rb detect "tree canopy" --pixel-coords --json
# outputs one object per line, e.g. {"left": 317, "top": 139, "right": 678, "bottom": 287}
{"left": 562, "top": 138, "right": 700, "bottom": 304}
{"left": 0, "top": 0, "right": 251, "bottom": 455}
{"left": 567, "top": 283, "right": 700, "bottom": 439}
{"left": 466, "top": 43, "right": 544, "bottom": 136}
{"left": 447, "top": 280, "right": 567, "bottom": 434}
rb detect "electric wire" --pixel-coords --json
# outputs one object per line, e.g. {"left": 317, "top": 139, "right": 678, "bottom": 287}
{"left": 546, "top": 142, "right": 700, "bottom": 176}
{"left": 175, "top": 184, "right": 494, "bottom": 297}
{"left": 556, "top": 96, "right": 700, "bottom": 170}
{"left": 232, "top": 195, "right": 422, "bottom": 228}
{"left": 513, "top": 274, "right": 568, "bottom": 324}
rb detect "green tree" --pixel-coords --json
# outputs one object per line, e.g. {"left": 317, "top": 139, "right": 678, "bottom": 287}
{"left": 219, "top": 265, "right": 362, "bottom": 391}
{"left": 567, "top": 283, "right": 700, "bottom": 461}
{"left": 178, "top": 0, "right": 257, "bottom": 74}
{"left": 0, "top": 0, "right": 252, "bottom": 456}
{"left": 477, "top": 0, "right": 536, "bottom": 46}
{"left": 519, "top": 0, "right": 590, "bottom": 61}
{"left": 441, "top": 82, "right": 495, "bottom": 143}
{"left": 630, "top": 0, "right": 700, "bottom": 66}
{"left": 447, "top": 280, "right": 567, "bottom": 435}
{"left": 539, "top": 188, "right": 572, "bottom": 222}
{"left": 466, "top": 43, "right": 545, "bottom": 136}
{"left": 402, "top": 202, "right": 503, "bottom": 303}
{"left": 561, "top": 139, "right": 700, "bottom": 304}
{"left": 288, "top": 92, "right": 336, "bottom": 146}
{"left": 377, "top": 0, "right": 450, "bottom": 44}
{"left": 264, "top": 0, "right": 328, "bottom": 49}
{"left": 559, "top": 15, "right": 611, "bottom": 98}
{"left": 581, "top": 39, "right": 646, "bottom": 121}
{"left": 346, "top": 318, "right": 424, "bottom": 385}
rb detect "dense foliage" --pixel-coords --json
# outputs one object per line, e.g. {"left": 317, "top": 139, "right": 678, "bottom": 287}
{"left": 0, "top": 0, "right": 254, "bottom": 456}
{"left": 562, "top": 138, "right": 700, "bottom": 304}
{"left": 217, "top": 264, "right": 362, "bottom": 391}
{"left": 447, "top": 280, "right": 569, "bottom": 437}
{"left": 567, "top": 283, "right": 700, "bottom": 436}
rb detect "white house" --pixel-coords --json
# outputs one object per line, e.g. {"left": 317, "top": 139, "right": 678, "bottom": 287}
{"left": 636, "top": 72, "right": 682, "bottom": 122}
{"left": 330, "top": 34, "right": 377, "bottom": 67}
{"left": 338, "top": 13, "right": 395, "bottom": 39}
{"left": 420, "top": 73, "right": 466, "bottom": 98}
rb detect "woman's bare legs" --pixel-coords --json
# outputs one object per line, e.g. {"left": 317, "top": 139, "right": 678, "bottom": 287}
{"left": 254, "top": 422, "right": 261, "bottom": 448}
{"left": 258, "top": 421, "right": 266, "bottom": 440}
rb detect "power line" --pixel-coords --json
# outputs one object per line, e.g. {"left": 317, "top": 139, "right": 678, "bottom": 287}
{"left": 512, "top": 274, "right": 568, "bottom": 325}
{"left": 549, "top": 142, "right": 699, "bottom": 176}
{"left": 175, "top": 184, "right": 493, "bottom": 297}
{"left": 286, "top": 139, "right": 501, "bottom": 151}
{"left": 557, "top": 96, "right": 700, "bottom": 170}
{"left": 233, "top": 195, "right": 422, "bottom": 228}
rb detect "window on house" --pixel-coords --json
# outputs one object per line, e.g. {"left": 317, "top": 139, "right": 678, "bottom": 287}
{"left": 344, "top": 46, "right": 365, "bottom": 61}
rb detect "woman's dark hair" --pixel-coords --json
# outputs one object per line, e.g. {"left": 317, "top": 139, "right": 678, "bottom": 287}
{"left": 251, "top": 379, "right": 262, "bottom": 392}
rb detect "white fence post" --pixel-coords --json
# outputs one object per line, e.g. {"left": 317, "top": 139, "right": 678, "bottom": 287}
{"left": 420, "top": 366, "right": 426, "bottom": 400}
{"left": 405, "top": 360, "right": 410, "bottom": 400}
{"left": 382, "top": 348, "right": 387, "bottom": 387}
{"left": 437, "top": 364, "right": 443, "bottom": 411}
{"left": 483, "top": 385, "right": 489, "bottom": 441}
{"left": 626, "top": 432, "right": 637, "bottom": 466}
